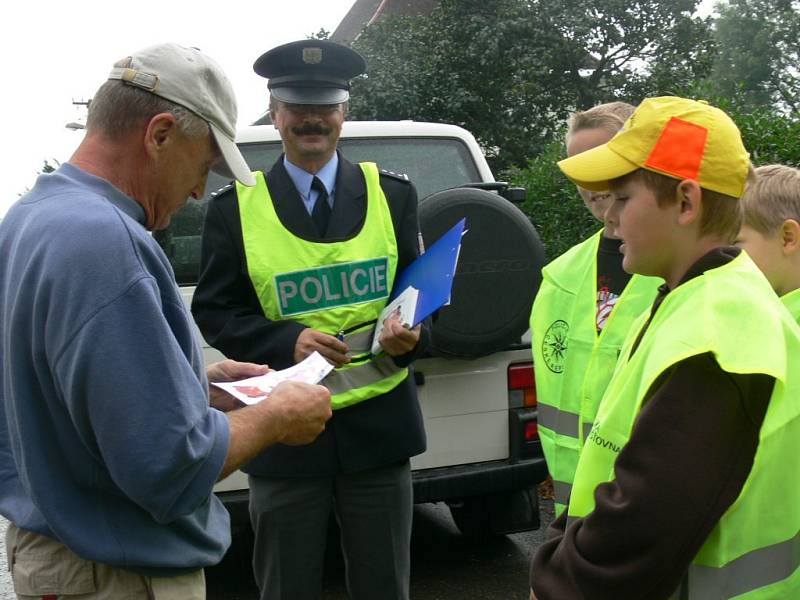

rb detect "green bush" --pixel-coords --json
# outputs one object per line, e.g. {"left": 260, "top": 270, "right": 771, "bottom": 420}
{"left": 725, "top": 104, "right": 800, "bottom": 168}
{"left": 504, "top": 103, "right": 800, "bottom": 261}
{"left": 503, "top": 139, "right": 600, "bottom": 261}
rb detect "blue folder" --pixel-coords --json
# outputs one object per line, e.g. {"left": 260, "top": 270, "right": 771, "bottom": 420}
{"left": 390, "top": 218, "right": 466, "bottom": 326}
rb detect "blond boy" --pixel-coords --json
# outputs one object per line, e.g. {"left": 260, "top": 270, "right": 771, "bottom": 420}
{"left": 737, "top": 164, "right": 800, "bottom": 321}
{"left": 529, "top": 97, "right": 800, "bottom": 599}
{"left": 531, "top": 102, "right": 661, "bottom": 515}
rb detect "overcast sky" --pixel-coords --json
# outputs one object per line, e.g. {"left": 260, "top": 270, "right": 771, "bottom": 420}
{"left": 0, "top": 0, "right": 355, "bottom": 217}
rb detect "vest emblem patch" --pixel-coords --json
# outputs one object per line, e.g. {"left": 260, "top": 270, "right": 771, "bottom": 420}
{"left": 542, "top": 319, "right": 569, "bottom": 373}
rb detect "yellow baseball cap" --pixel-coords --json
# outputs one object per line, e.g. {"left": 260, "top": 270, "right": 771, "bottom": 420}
{"left": 558, "top": 96, "right": 750, "bottom": 198}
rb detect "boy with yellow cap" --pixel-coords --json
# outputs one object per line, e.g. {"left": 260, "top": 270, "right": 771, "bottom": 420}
{"left": 529, "top": 97, "right": 800, "bottom": 599}
{"left": 737, "top": 164, "right": 800, "bottom": 323}
{"left": 531, "top": 102, "right": 662, "bottom": 516}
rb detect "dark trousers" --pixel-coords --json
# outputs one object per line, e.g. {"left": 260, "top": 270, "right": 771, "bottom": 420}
{"left": 248, "top": 460, "right": 412, "bottom": 600}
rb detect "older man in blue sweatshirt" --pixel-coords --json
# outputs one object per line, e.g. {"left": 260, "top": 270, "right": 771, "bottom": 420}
{"left": 0, "top": 43, "right": 331, "bottom": 599}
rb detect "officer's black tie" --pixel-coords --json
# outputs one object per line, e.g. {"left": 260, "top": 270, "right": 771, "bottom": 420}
{"left": 311, "top": 176, "right": 331, "bottom": 235}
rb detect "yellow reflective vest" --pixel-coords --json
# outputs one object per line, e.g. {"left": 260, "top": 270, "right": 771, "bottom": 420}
{"left": 530, "top": 229, "right": 660, "bottom": 513}
{"left": 782, "top": 288, "right": 800, "bottom": 325}
{"left": 568, "top": 252, "right": 800, "bottom": 599}
{"left": 236, "top": 162, "right": 408, "bottom": 410}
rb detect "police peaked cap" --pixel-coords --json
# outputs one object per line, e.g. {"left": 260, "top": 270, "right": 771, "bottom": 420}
{"left": 254, "top": 40, "right": 367, "bottom": 105}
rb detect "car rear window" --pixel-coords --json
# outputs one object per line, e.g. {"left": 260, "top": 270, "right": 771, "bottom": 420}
{"left": 156, "top": 136, "right": 481, "bottom": 285}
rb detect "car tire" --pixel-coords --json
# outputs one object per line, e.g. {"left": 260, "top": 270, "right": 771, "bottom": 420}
{"left": 419, "top": 187, "right": 545, "bottom": 358}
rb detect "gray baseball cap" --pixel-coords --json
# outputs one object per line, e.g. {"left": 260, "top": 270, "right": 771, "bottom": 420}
{"left": 108, "top": 43, "right": 255, "bottom": 186}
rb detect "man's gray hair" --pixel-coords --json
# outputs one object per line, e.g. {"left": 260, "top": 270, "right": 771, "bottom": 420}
{"left": 87, "top": 80, "right": 209, "bottom": 140}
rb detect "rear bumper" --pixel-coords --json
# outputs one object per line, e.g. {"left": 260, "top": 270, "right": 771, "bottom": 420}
{"left": 216, "top": 455, "right": 548, "bottom": 517}
{"left": 412, "top": 456, "right": 547, "bottom": 503}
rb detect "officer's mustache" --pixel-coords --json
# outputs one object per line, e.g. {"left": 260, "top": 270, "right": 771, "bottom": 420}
{"left": 293, "top": 124, "right": 331, "bottom": 136}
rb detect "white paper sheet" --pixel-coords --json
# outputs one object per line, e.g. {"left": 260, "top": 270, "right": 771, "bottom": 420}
{"left": 211, "top": 351, "right": 334, "bottom": 405}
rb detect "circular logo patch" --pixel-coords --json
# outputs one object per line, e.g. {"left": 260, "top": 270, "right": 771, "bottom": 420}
{"left": 542, "top": 320, "right": 569, "bottom": 373}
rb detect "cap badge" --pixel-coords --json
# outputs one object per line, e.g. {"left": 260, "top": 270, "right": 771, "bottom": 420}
{"left": 302, "top": 47, "right": 323, "bottom": 64}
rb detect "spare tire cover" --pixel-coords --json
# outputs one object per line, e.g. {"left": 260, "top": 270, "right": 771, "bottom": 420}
{"left": 418, "top": 187, "right": 545, "bottom": 358}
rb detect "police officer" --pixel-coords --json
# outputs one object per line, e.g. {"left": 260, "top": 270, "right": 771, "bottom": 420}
{"left": 191, "top": 40, "right": 428, "bottom": 600}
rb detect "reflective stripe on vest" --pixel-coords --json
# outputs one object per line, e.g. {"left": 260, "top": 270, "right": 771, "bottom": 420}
{"left": 530, "top": 229, "right": 660, "bottom": 513}
{"left": 668, "top": 531, "right": 800, "bottom": 600}
{"left": 552, "top": 480, "right": 573, "bottom": 508}
{"left": 341, "top": 327, "right": 374, "bottom": 356}
{"left": 236, "top": 162, "right": 408, "bottom": 410}
{"left": 569, "top": 253, "right": 800, "bottom": 598}
{"left": 782, "top": 288, "right": 800, "bottom": 325}
{"left": 536, "top": 403, "right": 580, "bottom": 438}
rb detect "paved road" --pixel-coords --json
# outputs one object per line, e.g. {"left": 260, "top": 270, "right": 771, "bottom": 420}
{"left": 207, "top": 499, "right": 556, "bottom": 600}
{"left": 0, "top": 518, "right": 14, "bottom": 600}
{"left": 0, "top": 498, "right": 555, "bottom": 599}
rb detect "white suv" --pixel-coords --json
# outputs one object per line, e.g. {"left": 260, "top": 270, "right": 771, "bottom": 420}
{"left": 156, "top": 121, "right": 548, "bottom": 537}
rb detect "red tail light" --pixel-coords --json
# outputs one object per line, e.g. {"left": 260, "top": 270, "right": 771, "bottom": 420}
{"left": 509, "top": 361, "right": 541, "bottom": 456}
{"left": 508, "top": 362, "right": 537, "bottom": 407}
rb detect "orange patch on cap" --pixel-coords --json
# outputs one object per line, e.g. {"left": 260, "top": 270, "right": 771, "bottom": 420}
{"left": 644, "top": 117, "right": 708, "bottom": 181}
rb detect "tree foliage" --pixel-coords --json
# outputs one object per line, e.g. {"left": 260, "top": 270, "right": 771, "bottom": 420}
{"left": 709, "top": 0, "right": 800, "bottom": 116}
{"left": 308, "top": 28, "right": 331, "bottom": 40}
{"left": 714, "top": 97, "right": 800, "bottom": 168}
{"left": 506, "top": 99, "right": 800, "bottom": 258}
{"left": 40, "top": 159, "right": 59, "bottom": 174}
{"left": 505, "top": 138, "right": 600, "bottom": 260}
{"left": 349, "top": 0, "right": 714, "bottom": 172}
{"left": 340, "top": 0, "right": 800, "bottom": 258}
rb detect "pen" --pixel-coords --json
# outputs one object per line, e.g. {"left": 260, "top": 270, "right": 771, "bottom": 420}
{"left": 336, "top": 330, "right": 345, "bottom": 342}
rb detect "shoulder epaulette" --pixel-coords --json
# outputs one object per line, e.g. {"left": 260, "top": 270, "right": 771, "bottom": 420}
{"left": 209, "top": 181, "right": 235, "bottom": 199}
{"left": 379, "top": 168, "right": 410, "bottom": 182}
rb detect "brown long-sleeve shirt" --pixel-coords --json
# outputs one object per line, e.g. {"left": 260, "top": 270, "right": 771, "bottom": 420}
{"left": 530, "top": 248, "right": 776, "bottom": 600}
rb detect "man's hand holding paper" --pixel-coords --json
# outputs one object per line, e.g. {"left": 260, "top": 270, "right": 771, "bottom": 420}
{"left": 266, "top": 380, "right": 332, "bottom": 446}
{"left": 212, "top": 352, "right": 335, "bottom": 405}
{"left": 207, "top": 359, "right": 272, "bottom": 412}
{"left": 379, "top": 315, "right": 422, "bottom": 356}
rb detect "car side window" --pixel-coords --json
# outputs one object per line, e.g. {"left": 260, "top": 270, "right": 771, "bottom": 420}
{"left": 338, "top": 138, "right": 479, "bottom": 199}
